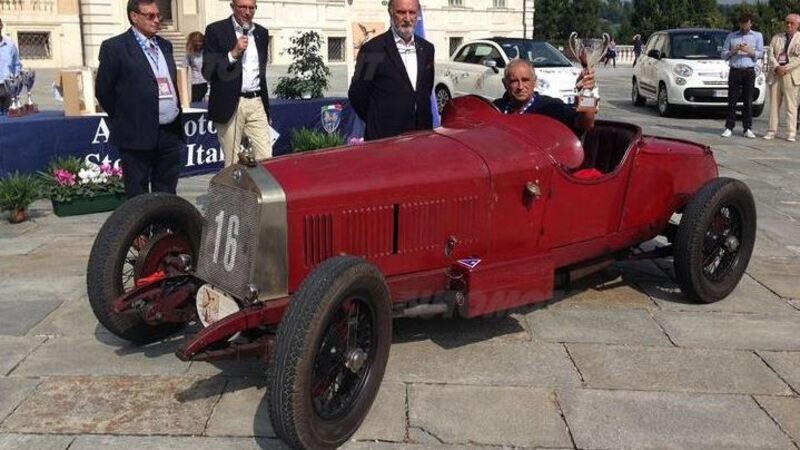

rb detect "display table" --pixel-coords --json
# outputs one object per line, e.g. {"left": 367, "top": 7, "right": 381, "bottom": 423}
{"left": 0, "top": 98, "right": 358, "bottom": 177}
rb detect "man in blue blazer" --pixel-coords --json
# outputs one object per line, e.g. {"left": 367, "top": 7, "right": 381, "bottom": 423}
{"left": 95, "top": 0, "right": 184, "bottom": 198}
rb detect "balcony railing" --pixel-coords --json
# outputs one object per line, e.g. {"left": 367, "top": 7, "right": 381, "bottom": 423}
{"left": 0, "top": 0, "right": 55, "bottom": 12}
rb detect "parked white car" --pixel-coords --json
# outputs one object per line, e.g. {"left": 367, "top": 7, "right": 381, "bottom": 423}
{"left": 632, "top": 28, "right": 766, "bottom": 117}
{"left": 434, "top": 38, "right": 583, "bottom": 113}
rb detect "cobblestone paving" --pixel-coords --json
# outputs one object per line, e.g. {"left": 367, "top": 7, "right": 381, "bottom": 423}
{"left": 0, "top": 68, "right": 798, "bottom": 449}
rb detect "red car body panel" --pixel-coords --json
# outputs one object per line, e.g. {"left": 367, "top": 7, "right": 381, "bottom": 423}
{"left": 262, "top": 96, "right": 718, "bottom": 317}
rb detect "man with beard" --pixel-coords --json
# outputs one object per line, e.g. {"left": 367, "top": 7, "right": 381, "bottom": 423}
{"left": 348, "top": 0, "right": 435, "bottom": 141}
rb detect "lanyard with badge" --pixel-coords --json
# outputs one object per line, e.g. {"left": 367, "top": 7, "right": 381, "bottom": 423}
{"left": 503, "top": 95, "right": 536, "bottom": 115}
{"left": 135, "top": 33, "right": 174, "bottom": 99}
{"left": 780, "top": 34, "right": 791, "bottom": 65}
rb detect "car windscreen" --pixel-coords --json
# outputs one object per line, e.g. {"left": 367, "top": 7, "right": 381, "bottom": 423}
{"left": 669, "top": 32, "right": 727, "bottom": 59}
{"left": 498, "top": 41, "right": 573, "bottom": 68}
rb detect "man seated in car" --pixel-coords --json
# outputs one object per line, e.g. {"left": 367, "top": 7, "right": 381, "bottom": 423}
{"left": 493, "top": 59, "right": 597, "bottom": 134}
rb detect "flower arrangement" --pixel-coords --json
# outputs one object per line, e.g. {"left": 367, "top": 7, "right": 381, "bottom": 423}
{"left": 40, "top": 156, "right": 125, "bottom": 203}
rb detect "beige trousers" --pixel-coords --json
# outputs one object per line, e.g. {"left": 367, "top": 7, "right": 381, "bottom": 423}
{"left": 767, "top": 74, "right": 800, "bottom": 137}
{"left": 216, "top": 97, "right": 272, "bottom": 167}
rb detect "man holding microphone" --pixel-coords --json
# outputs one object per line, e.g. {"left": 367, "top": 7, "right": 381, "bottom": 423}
{"left": 203, "top": 0, "right": 272, "bottom": 166}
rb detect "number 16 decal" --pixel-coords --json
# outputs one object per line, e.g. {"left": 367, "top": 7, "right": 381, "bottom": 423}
{"left": 213, "top": 210, "right": 239, "bottom": 272}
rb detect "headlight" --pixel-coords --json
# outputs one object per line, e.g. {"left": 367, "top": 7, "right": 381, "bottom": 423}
{"left": 537, "top": 78, "right": 550, "bottom": 92}
{"left": 675, "top": 77, "right": 687, "bottom": 86}
{"left": 673, "top": 64, "right": 693, "bottom": 77}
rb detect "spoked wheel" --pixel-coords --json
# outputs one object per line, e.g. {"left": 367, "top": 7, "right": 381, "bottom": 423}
{"left": 87, "top": 193, "right": 203, "bottom": 343}
{"left": 268, "top": 256, "right": 392, "bottom": 450}
{"left": 435, "top": 85, "right": 451, "bottom": 114}
{"left": 674, "top": 178, "right": 756, "bottom": 303}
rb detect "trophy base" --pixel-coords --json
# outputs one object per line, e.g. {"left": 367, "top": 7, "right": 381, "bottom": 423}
{"left": 576, "top": 95, "right": 598, "bottom": 112}
{"left": 24, "top": 104, "right": 38, "bottom": 114}
{"left": 7, "top": 108, "right": 25, "bottom": 118}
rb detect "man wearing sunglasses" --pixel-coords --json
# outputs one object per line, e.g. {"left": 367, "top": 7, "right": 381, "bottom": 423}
{"left": 203, "top": 0, "right": 272, "bottom": 166}
{"left": 95, "top": 0, "right": 184, "bottom": 198}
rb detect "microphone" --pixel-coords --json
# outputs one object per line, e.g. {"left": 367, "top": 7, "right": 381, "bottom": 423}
{"left": 241, "top": 24, "right": 251, "bottom": 36}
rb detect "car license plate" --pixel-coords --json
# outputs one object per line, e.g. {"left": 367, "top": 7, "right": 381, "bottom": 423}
{"left": 713, "top": 90, "right": 728, "bottom": 97}
{"left": 196, "top": 284, "right": 240, "bottom": 327}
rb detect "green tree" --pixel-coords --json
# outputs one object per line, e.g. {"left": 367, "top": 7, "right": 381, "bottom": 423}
{"left": 533, "top": 0, "right": 569, "bottom": 43}
{"left": 570, "top": 0, "right": 603, "bottom": 36}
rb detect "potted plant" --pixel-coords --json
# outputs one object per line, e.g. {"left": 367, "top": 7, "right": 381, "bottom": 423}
{"left": 290, "top": 127, "right": 346, "bottom": 152}
{"left": 274, "top": 31, "right": 331, "bottom": 99}
{"left": 39, "top": 156, "right": 126, "bottom": 217}
{"left": 0, "top": 171, "right": 41, "bottom": 223}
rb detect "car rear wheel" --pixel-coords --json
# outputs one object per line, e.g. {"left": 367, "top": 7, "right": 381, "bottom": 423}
{"left": 268, "top": 256, "right": 392, "bottom": 450}
{"left": 435, "top": 85, "right": 451, "bottom": 114}
{"left": 657, "top": 85, "right": 674, "bottom": 117}
{"left": 674, "top": 178, "right": 756, "bottom": 304}
{"left": 632, "top": 79, "right": 646, "bottom": 106}
{"left": 86, "top": 193, "right": 203, "bottom": 344}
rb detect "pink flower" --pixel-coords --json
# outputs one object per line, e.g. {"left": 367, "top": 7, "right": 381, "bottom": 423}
{"left": 348, "top": 137, "right": 365, "bottom": 146}
{"left": 111, "top": 166, "right": 123, "bottom": 177}
{"left": 54, "top": 169, "right": 76, "bottom": 186}
{"left": 99, "top": 164, "right": 113, "bottom": 175}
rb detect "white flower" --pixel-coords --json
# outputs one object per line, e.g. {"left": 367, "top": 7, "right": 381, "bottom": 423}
{"left": 78, "top": 167, "right": 102, "bottom": 184}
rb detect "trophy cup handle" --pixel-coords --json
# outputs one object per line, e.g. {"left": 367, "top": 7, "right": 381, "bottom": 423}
{"left": 568, "top": 32, "right": 582, "bottom": 66}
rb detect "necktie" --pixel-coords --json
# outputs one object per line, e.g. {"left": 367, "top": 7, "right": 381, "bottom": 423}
{"left": 148, "top": 41, "right": 158, "bottom": 61}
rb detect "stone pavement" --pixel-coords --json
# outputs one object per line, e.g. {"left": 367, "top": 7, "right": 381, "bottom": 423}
{"left": 0, "top": 67, "right": 799, "bottom": 449}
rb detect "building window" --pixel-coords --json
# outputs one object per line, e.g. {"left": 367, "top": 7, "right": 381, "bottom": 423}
{"left": 493, "top": 0, "right": 506, "bottom": 7}
{"left": 448, "top": 0, "right": 463, "bottom": 7}
{"left": 267, "top": 36, "right": 273, "bottom": 64}
{"left": 328, "top": 37, "right": 345, "bottom": 62}
{"left": 449, "top": 37, "right": 463, "bottom": 57}
{"left": 17, "top": 32, "right": 51, "bottom": 59}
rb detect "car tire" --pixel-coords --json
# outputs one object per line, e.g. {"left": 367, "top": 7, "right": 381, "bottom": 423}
{"left": 674, "top": 178, "right": 756, "bottom": 304}
{"left": 435, "top": 85, "right": 452, "bottom": 114}
{"left": 753, "top": 104, "right": 764, "bottom": 117}
{"left": 268, "top": 256, "right": 392, "bottom": 450}
{"left": 657, "top": 84, "right": 674, "bottom": 117}
{"left": 86, "top": 193, "right": 203, "bottom": 344}
{"left": 632, "top": 79, "right": 646, "bottom": 106}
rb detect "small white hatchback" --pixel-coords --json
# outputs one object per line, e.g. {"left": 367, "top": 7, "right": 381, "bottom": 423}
{"left": 632, "top": 28, "right": 766, "bottom": 117}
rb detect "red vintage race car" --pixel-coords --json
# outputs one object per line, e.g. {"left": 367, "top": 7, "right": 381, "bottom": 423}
{"left": 86, "top": 96, "right": 756, "bottom": 449}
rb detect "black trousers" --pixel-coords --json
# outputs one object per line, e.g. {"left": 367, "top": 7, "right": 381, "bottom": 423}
{"left": 191, "top": 83, "right": 208, "bottom": 103}
{"left": 726, "top": 67, "right": 756, "bottom": 131}
{"left": 119, "top": 124, "right": 182, "bottom": 199}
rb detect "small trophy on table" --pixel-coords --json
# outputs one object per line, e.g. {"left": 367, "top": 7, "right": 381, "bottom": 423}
{"left": 22, "top": 69, "right": 38, "bottom": 114}
{"left": 568, "top": 32, "right": 610, "bottom": 112}
{"left": 7, "top": 74, "right": 24, "bottom": 117}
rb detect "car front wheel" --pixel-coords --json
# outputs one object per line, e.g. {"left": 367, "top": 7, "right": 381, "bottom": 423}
{"left": 753, "top": 104, "right": 764, "bottom": 117}
{"left": 268, "top": 256, "right": 392, "bottom": 450}
{"left": 436, "top": 85, "right": 452, "bottom": 114}
{"left": 86, "top": 193, "right": 203, "bottom": 343}
{"left": 632, "top": 79, "right": 646, "bottom": 106}
{"left": 674, "top": 178, "right": 756, "bottom": 303}
{"left": 657, "top": 85, "right": 674, "bottom": 117}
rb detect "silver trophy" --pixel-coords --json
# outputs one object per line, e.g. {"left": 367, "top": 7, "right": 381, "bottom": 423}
{"left": 568, "top": 32, "right": 610, "bottom": 111}
{"left": 7, "top": 74, "right": 24, "bottom": 117}
{"left": 22, "top": 69, "right": 37, "bottom": 113}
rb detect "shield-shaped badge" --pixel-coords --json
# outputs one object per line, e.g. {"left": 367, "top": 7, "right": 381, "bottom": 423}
{"left": 321, "top": 103, "right": 343, "bottom": 134}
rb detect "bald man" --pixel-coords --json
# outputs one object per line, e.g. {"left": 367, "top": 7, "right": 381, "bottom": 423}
{"left": 493, "top": 59, "right": 596, "bottom": 134}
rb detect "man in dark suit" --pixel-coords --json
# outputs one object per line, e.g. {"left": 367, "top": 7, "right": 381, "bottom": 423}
{"left": 95, "top": 0, "right": 183, "bottom": 198}
{"left": 348, "top": 0, "right": 435, "bottom": 141}
{"left": 203, "top": 0, "right": 272, "bottom": 166}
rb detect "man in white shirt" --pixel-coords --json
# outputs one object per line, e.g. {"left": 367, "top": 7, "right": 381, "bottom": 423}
{"left": 203, "top": 0, "right": 272, "bottom": 166}
{"left": 348, "top": 0, "right": 435, "bottom": 140}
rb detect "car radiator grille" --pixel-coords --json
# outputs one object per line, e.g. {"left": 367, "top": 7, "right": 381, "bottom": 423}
{"left": 196, "top": 183, "right": 259, "bottom": 300}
